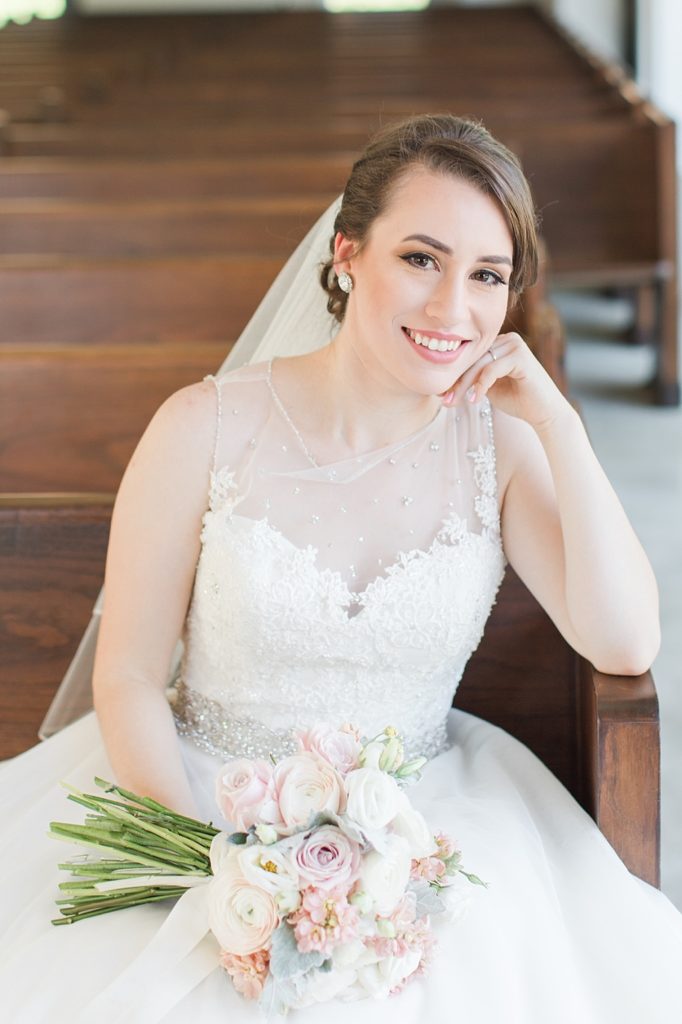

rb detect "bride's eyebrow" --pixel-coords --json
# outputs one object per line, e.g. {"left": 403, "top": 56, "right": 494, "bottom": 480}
{"left": 401, "top": 234, "right": 513, "bottom": 267}
{"left": 401, "top": 233, "right": 452, "bottom": 255}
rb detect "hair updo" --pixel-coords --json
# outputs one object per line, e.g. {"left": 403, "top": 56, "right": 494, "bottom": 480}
{"left": 320, "top": 114, "right": 539, "bottom": 323}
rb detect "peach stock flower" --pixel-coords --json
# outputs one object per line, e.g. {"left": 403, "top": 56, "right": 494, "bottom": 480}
{"left": 220, "top": 949, "right": 270, "bottom": 999}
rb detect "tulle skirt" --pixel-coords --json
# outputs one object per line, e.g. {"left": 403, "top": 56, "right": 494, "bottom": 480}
{"left": 1, "top": 709, "right": 681, "bottom": 1023}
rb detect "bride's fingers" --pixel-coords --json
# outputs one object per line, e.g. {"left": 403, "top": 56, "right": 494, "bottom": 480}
{"left": 465, "top": 339, "right": 516, "bottom": 402}
{"left": 441, "top": 340, "right": 511, "bottom": 406}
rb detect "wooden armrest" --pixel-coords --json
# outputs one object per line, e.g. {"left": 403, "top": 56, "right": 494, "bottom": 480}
{"left": 577, "top": 659, "right": 660, "bottom": 886}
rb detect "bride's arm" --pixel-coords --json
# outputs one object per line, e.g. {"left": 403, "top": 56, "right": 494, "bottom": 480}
{"left": 496, "top": 404, "right": 660, "bottom": 675}
{"left": 448, "top": 333, "right": 660, "bottom": 676}
{"left": 93, "top": 379, "right": 217, "bottom": 818}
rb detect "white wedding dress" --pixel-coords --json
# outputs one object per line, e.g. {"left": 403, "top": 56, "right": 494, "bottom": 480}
{"left": 1, "top": 357, "right": 682, "bottom": 1023}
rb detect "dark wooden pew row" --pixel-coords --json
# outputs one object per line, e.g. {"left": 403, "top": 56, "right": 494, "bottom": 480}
{"left": 0, "top": 344, "right": 227, "bottom": 492}
{"left": 0, "top": 155, "right": 353, "bottom": 202}
{"left": 0, "top": 495, "right": 659, "bottom": 885}
{"left": 0, "top": 197, "right": 334, "bottom": 259}
{"left": 0, "top": 498, "right": 112, "bottom": 760}
{"left": 0, "top": 255, "right": 283, "bottom": 346}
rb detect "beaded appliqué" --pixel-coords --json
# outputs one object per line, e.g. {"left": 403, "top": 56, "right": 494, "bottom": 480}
{"left": 468, "top": 400, "right": 500, "bottom": 535}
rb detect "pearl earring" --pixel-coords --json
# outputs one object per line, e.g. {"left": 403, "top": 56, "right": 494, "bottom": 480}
{"left": 337, "top": 271, "right": 354, "bottom": 294}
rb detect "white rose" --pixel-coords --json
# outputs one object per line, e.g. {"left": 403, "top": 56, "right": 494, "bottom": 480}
{"left": 291, "top": 966, "right": 358, "bottom": 1009}
{"left": 440, "top": 874, "right": 475, "bottom": 923}
{"left": 236, "top": 843, "right": 300, "bottom": 900}
{"left": 349, "top": 948, "right": 421, "bottom": 999}
{"left": 345, "top": 767, "right": 401, "bottom": 834}
{"left": 390, "top": 794, "right": 434, "bottom": 860}
{"left": 208, "top": 860, "right": 278, "bottom": 956}
{"left": 359, "top": 834, "right": 412, "bottom": 916}
{"left": 331, "top": 938, "right": 367, "bottom": 970}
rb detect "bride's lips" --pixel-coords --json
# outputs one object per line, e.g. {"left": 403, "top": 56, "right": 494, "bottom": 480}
{"left": 402, "top": 326, "right": 471, "bottom": 364}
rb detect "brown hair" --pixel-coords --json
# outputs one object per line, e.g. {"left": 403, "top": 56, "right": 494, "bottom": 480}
{"left": 320, "top": 114, "right": 538, "bottom": 322}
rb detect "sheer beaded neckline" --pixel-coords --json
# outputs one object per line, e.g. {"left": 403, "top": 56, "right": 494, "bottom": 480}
{"left": 266, "top": 357, "right": 446, "bottom": 473}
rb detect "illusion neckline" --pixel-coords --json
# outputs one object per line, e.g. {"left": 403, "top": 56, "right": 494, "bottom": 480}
{"left": 266, "top": 357, "right": 447, "bottom": 471}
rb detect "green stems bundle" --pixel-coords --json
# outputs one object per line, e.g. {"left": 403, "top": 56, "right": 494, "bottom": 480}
{"left": 50, "top": 778, "right": 219, "bottom": 926}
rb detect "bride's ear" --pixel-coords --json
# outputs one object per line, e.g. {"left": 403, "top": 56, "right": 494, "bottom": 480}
{"left": 333, "top": 232, "right": 357, "bottom": 272}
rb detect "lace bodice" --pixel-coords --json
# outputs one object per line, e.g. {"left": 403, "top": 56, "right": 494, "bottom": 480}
{"left": 172, "top": 360, "right": 506, "bottom": 762}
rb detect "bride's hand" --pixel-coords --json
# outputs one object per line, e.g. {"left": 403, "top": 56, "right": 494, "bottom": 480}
{"left": 441, "top": 332, "right": 567, "bottom": 431}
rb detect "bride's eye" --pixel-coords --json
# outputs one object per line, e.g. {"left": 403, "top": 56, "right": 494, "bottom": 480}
{"left": 400, "top": 252, "right": 438, "bottom": 271}
{"left": 472, "top": 268, "right": 507, "bottom": 287}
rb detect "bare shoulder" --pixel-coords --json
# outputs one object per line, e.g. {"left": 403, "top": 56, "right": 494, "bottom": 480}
{"left": 115, "top": 379, "right": 220, "bottom": 522}
{"left": 150, "top": 378, "right": 218, "bottom": 449}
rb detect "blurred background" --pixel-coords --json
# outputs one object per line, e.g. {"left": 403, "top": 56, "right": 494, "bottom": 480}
{"left": 1, "top": 0, "right": 680, "bottom": 907}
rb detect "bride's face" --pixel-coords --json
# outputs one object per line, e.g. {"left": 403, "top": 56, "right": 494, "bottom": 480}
{"left": 335, "top": 167, "right": 514, "bottom": 397}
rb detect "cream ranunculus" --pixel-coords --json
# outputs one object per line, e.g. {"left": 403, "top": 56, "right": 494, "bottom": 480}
{"left": 272, "top": 752, "right": 346, "bottom": 834}
{"left": 208, "top": 861, "right": 279, "bottom": 956}
{"left": 344, "top": 767, "right": 401, "bottom": 834}
{"left": 358, "top": 834, "right": 412, "bottom": 916}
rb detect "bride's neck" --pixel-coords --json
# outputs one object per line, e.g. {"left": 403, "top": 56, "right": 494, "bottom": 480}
{"left": 275, "top": 338, "right": 441, "bottom": 458}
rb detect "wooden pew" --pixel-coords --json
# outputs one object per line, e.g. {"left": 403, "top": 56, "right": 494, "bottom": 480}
{"left": 0, "top": 155, "right": 352, "bottom": 202}
{"left": 0, "top": 344, "right": 227, "bottom": 492}
{"left": 0, "top": 255, "right": 283, "bottom": 346}
{"left": 0, "top": 497, "right": 111, "bottom": 760}
{"left": 0, "top": 196, "right": 334, "bottom": 259}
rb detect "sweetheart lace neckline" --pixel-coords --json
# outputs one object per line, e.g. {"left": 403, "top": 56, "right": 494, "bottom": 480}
{"left": 203, "top": 506, "right": 502, "bottom": 620}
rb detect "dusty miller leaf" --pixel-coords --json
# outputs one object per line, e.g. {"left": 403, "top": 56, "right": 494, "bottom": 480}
{"left": 412, "top": 881, "right": 446, "bottom": 916}
{"left": 269, "top": 921, "right": 325, "bottom": 980}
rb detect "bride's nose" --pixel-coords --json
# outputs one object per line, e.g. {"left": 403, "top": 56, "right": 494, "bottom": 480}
{"left": 424, "top": 272, "right": 470, "bottom": 328}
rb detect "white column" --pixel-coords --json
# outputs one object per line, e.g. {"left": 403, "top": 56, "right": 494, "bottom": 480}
{"left": 638, "top": 0, "right": 682, "bottom": 129}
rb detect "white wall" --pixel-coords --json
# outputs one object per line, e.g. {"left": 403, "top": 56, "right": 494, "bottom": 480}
{"left": 74, "top": 0, "right": 321, "bottom": 11}
{"left": 637, "top": 0, "right": 682, "bottom": 127}
{"left": 538, "top": 0, "right": 625, "bottom": 63}
{"left": 75, "top": 0, "right": 527, "bottom": 14}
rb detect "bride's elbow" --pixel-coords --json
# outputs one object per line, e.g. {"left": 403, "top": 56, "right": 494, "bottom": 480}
{"left": 591, "top": 627, "right": 661, "bottom": 678}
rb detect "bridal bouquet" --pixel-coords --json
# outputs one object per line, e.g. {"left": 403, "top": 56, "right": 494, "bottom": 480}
{"left": 51, "top": 725, "right": 484, "bottom": 1014}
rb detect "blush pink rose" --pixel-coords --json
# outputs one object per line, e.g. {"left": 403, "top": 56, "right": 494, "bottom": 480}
{"left": 215, "top": 758, "right": 276, "bottom": 832}
{"left": 296, "top": 724, "right": 363, "bottom": 775}
{"left": 272, "top": 752, "right": 346, "bottom": 834}
{"left": 292, "top": 825, "right": 361, "bottom": 891}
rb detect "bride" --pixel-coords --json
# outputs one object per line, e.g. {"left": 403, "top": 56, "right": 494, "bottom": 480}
{"left": 1, "top": 114, "right": 681, "bottom": 1022}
